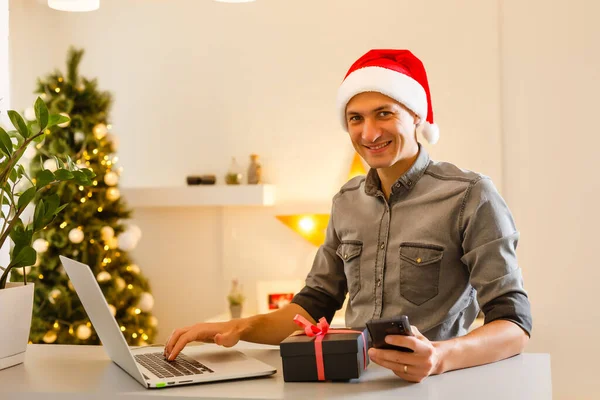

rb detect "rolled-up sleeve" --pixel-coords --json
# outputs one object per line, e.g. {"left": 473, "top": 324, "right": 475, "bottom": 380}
{"left": 460, "top": 177, "right": 533, "bottom": 336}
{"left": 292, "top": 203, "right": 347, "bottom": 323}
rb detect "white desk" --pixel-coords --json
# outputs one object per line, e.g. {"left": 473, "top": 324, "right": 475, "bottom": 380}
{"left": 0, "top": 343, "right": 551, "bottom": 399}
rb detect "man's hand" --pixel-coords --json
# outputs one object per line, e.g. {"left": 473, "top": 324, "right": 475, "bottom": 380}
{"left": 368, "top": 326, "right": 441, "bottom": 383}
{"left": 163, "top": 320, "right": 246, "bottom": 361}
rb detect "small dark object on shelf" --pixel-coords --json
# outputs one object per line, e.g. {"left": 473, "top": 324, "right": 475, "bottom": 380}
{"left": 186, "top": 175, "right": 217, "bottom": 185}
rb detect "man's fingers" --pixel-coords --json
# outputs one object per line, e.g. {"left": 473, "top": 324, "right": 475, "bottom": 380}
{"left": 164, "top": 328, "right": 188, "bottom": 357}
{"left": 168, "top": 332, "right": 193, "bottom": 360}
{"left": 411, "top": 325, "right": 427, "bottom": 340}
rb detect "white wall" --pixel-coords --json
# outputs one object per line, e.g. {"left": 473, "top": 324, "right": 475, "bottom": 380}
{"left": 0, "top": 0, "right": 9, "bottom": 268}
{"left": 502, "top": 1, "right": 600, "bottom": 398}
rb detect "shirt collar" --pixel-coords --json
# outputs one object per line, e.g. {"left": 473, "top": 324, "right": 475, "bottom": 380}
{"left": 364, "top": 144, "right": 431, "bottom": 197}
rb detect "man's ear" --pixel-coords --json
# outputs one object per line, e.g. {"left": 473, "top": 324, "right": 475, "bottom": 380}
{"left": 414, "top": 115, "right": 422, "bottom": 125}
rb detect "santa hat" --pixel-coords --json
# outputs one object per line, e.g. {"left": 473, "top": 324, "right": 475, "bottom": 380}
{"left": 336, "top": 49, "right": 439, "bottom": 145}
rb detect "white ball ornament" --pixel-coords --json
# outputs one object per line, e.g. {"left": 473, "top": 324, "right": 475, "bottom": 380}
{"left": 32, "top": 238, "right": 49, "bottom": 253}
{"left": 24, "top": 145, "right": 38, "bottom": 160}
{"left": 117, "top": 231, "right": 138, "bottom": 251}
{"left": 106, "top": 133, "right": 119, "bottom": 151}
{"left": 43, "top": 330, "right": 58, "bottom": 344}
{"left": 76, "top": 324, "right": 92, "bottom": 340}
{"left": 108, "top": 304, "right": 117, "bottom": 317}
{"left": 57, "top": 113, "right": 70, "bottom": 128}
{"left": 93, "top": 123, "right": 108, "bottom": 139}
{"left": 96, "top": 271, "right": 112, "bottom": 283}
{"left": 48, "top": 288, "right": 61, "bottom": 304}
{"left": 100, "top": 226, "right": 115, "bottom": 241}
{"left": 127, "top": 224, "right": 142, "bottom": 241}
{"left": 68, "top": 228, "right": 84, "bottom": 244}
{"left": 74, "top": 131, "right": 85, "bottom": 144}
{"left": 138, "top": 292, "right": 155, "bottom": 313}
{"left": 43, "top": 159, "right": 58, "bottom": 172}
{"left": 115, "top": 277, "right": 126, "bottom": 292}
{"left": 148, "top": 316, "right": 158, "bottom": 327}
{"left": 106, "top": 187, "right": 120, "bottom": 201}
{"left": 24, "top": 107, "right": 36, "bottom": 121}
{"left": 104, "top": 171, "right": 119, "bottom": 186}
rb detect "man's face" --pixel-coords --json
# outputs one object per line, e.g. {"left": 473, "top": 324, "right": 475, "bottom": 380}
{"left": 345, "top": 92, "right": 419, "bottom": 170}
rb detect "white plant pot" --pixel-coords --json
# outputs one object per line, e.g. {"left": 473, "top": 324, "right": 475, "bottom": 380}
{"left": 0, "top": 282, "right": 34, "bottom": 370}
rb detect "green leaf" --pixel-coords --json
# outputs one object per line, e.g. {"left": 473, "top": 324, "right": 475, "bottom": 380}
{"left": 72, "top": 170, "right": 91, "bottom": 185}
{"left": 17, "top": 164, "right": 26, "bottom": 178}
{"left": 54, "top": 168, "right": 74, "bottom": 180}
{"left": 56, "top": 203, "right": 68, "bottom": 214}
{"left": 81, "top": 168, "right": 95, "bottom": 179}
{"left": 9, "top": 168, "right": 17, "bottom": 183}
{"left": 36, "top": 169, "right": 55, "bottom": 188}
{"left": 0, "top": 127, "right": 13, "bottom": 156}
{"left": 34, "top": 97, "right": 49, "bottom": 130}
{"left": 47, "top": 114, "right": 70, "bottom": 128}
{"left": 9, "top": 219, "right": 30, "bottom": 246}
{"left": 53, "top": 155, "right": 65, "bottom": 169}
{"left": 33, "top": 134, "right": 45, "bottom": 144}
{"left": 17, "top": 186, "right": 37, "bottom": 210}
{"left": 44, "top": 193, "right": 59, "bottom": 218}
{"left": 33, "top": 199, "right": 46, "bottom": 232}
{"left": 8, "top": 246, "right": 36, "bottom": 269}
{"left": 7, "top": 110, "right": 30, "bottom": 139}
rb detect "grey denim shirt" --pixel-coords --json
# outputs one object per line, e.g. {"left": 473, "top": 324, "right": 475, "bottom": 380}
{"left": 292, "top": 145, "right": 532, "bottom": 341}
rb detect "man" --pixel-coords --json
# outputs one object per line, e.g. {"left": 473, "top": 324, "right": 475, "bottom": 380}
{"left": 164, "top": 49, "right": 532, "bottom": 383}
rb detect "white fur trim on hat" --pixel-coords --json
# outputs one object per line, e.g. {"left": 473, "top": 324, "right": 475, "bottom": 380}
{"left": 336, "top": 66, "right": 428, "bottom": 130}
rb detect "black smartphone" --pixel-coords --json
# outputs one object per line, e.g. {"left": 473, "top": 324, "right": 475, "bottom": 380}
{"left": 366, "top": 316, "right": 414, "bottom": 352}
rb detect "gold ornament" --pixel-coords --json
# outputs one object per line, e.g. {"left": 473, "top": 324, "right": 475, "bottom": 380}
{"left": 106, "top": 187, "right": 120, "bottom": 201}
{"left": 48, "top": 288, "right": 61, "bottom": 304}
{"left": 115, "top": 277, "right": 126, "bottom": 292}
{"left": 96, "top": 271, "right": 112, "bottom": 283}
{"left": 100, "top": 226, "right": 115, "bottom": 241}
{"left": 76, "top": 324, "right": 92, "bottom": 340}
{"left": 43, "top": 330, "right": 58, "bottom": 344}
{"left": 68, "top": 228, "right": 85, "bottom": 244}
{"left": 104, "top": 171, "right": 119, "bottom": 186}
{"left": 93, "top": 123, "right": 108, "bottom": 139}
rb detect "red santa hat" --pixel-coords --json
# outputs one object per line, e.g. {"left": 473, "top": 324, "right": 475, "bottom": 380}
{"left": 336, "top": 49, "right": 439, "bottom": 145}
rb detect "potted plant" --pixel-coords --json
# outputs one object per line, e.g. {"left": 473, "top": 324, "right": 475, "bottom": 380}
{"left": 227, "top": 278, "right": 245, "bottom": 319}
{"left": 0, "top": 98, "right": 94, "bottom": 370}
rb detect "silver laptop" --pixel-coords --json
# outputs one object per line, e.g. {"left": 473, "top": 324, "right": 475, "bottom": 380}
{"left": 59, "top": 256, "right": 276, "bottom": 389}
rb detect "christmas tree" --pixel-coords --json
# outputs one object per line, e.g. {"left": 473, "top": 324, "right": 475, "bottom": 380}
{"left": 10, "top": 48, "right": 158, "bottom": 345}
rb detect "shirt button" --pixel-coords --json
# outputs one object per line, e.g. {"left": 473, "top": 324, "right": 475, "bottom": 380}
{"left": 344, "top": 254, "right": 348, "bottom": 260}
{"left": 376, "top": 280, "right": 381, "bottom": 287}
{"left": 380, "top": 243, "right": 385, "bottom": 250}
{"left": 416, "top": 257, "right": 422, "bottom": 263}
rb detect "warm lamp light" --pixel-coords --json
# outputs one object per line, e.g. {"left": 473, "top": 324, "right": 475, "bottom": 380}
{"left": 276, "top": 152, "right": 366, "bottom": 247}
{"left": 48, "top": 0, "right": 99, "bottom": 12}
{"left": 276, "top": 214, "right": 329, "bottom": 247}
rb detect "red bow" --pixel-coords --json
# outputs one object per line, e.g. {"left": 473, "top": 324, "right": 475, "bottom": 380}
{"left": 293, "top": 314, "right": 368, "bottom": 381}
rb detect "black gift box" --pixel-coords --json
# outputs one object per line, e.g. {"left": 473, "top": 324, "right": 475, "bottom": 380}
{"left": 279, "top": 327, "right": 370, "bottom": 382}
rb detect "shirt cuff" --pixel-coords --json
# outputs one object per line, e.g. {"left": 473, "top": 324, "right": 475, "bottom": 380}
{"left": 482, "top": 291, "right": 533, "bottom": 337}
{"left": 291, "top": 286, "right": 341, "bottom": 324}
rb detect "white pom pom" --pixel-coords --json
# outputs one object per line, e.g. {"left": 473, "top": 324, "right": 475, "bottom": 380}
{"left": 32, "top": 238, "right": 49, "bottom": 253}
{"left": 138, "top": 292, "right": 154, "bottom": 313}
{"left": 421, "top": 122, "right": 440, "bottom": 145}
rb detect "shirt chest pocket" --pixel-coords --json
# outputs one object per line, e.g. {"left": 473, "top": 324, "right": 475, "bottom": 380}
{"left": 336, "top": 241, "right": 363, "bottom": 301}
{"left": 399, "top": 243, "right": 444, "bottom": 306}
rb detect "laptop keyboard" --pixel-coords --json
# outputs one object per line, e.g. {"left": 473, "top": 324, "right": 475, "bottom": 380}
{"left": 134, "top": 352, "right": 214, "bottom": 379}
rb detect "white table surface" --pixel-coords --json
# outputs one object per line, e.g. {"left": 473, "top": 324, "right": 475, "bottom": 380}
{"left": 0, "top": 342, "right": 551, "bottom": 400}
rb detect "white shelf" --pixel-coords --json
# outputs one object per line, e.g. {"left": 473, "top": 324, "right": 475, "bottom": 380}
{"left": 120, "top": 184, "right": 276, "bottom": 207}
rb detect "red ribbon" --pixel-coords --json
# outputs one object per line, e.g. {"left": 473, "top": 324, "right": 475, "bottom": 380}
{"left": 292, "top": 314, "right": 368, "bottom": 381}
